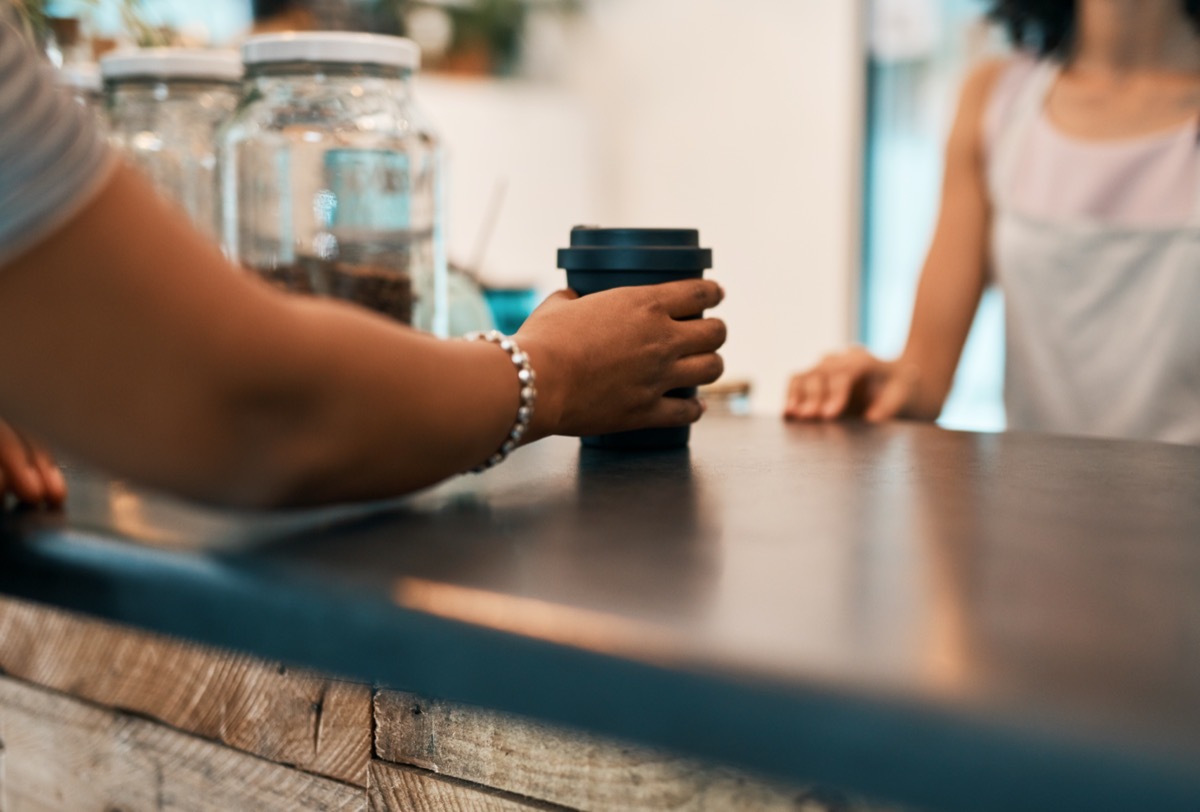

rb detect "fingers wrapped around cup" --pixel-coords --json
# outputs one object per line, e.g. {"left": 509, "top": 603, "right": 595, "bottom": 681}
{"left": 556, "top": 226, "right": 721, "bottom": 450}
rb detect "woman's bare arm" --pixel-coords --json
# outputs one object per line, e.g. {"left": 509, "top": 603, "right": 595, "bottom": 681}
{"left": 893, "top": 59, "right": 1006, "bottom": 419}
{"left": 785, "top": 59, "right": 1006, "bottom": 422}
{"left": 0, "top": 165, "right": 724, "bottom": 507}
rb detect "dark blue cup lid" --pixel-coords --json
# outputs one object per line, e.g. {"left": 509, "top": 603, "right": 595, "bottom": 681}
{"left": 558, "top": 226, "right": 712, "bottom": 272}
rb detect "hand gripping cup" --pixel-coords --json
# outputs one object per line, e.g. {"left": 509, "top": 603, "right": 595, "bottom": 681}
{"left": 557, "top": 226, "right": 714, "bottom": 450}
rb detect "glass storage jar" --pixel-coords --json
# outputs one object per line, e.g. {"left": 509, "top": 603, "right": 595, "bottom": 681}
{"left": 101, "top": 49, "right": 242, "bottom": 240}
{"left": 221, "top": 32, "right": 446, "bottom": 334}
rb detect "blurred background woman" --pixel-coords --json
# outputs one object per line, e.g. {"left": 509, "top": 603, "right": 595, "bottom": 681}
{"left": 788, "top": 0, "right": 1200, "bottom": 445}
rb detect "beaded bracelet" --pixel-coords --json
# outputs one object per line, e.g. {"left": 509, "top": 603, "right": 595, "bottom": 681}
{"left": 465, "top": 330, "right": 537, "bottom": 472}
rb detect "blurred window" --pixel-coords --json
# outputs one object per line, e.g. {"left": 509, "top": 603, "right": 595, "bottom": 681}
{"left": 863, "top": 0, "right": 1006, "bottom": 431}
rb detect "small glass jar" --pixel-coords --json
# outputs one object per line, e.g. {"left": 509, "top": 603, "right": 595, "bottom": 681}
{"left": 221, "top": 32, "right": 447, "bottom": 334}
{"left": 102, "top": 49, "right": 242, "bottom": 240}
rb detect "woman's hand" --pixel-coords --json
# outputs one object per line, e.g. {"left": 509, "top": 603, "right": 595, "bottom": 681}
{"left": 516, "top": 279, "right": 726, "bottom": 440}
{"left": 783, "top": 63, "right": 1004, "bottom": 428}
{"left": 0, "top": 420, "right": 66, "bottom": 508}
{"left": 784, "top": 347, "right": 919, "bottom": 423}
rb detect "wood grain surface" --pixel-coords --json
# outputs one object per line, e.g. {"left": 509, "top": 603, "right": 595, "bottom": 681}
{"left": 368, "top": 760, "right": 570, "bottom": 812}
{"left": 0, "top": 597, "right": 371, "bottom": 786}
{"left": 374, "top": 690, "right": 856, "bottom": 812}
{"left": 0, "top": 675, "right": 364, "bottom": 811}
{"left": 0, "top": 669, "right": 844, "bottom": 812}
{"left": 0, "top": 602, "right": 857, "bottom": 811}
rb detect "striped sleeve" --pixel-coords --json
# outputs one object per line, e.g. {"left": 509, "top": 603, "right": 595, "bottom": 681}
{"left": 0, "top": 14, "right": 116, "bottom": 268}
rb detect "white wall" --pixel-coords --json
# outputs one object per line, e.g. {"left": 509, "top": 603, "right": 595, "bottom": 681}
{"left": 568, "top": 0, "right": 866, "bottom": 414}
{"left": 417, "top": 76, "right": 606, "bottom": 290}
{"left": 423, "top": 1, "right": 866, "bottom": 414}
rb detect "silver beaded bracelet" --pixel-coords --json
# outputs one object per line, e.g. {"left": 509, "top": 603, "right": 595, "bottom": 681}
{"left": 465, "top": 330, "right": 537, "bottom": 472}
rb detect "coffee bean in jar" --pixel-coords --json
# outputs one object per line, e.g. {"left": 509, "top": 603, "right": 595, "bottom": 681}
{"left": 311, "top": 259, "right": 415, "bottom": 326}
{"left": 252, "top": 263, "right": 315, "bottom": 296}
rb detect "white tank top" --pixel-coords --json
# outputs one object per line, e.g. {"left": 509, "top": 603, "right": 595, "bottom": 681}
{"left": 987, "top": 58, "right": 1200, "bottom": 444}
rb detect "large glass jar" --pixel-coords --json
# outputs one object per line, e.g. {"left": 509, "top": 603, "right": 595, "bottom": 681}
{"left": 101, "top": 49, "right": 242, "bottom": 240}
{"left": 221, "top": 32, "right": 446, "bottom": 334}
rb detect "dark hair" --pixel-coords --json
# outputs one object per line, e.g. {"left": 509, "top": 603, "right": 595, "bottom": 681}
{"left": 986, "top": 0, "right": 1200, "bottom": 57}
{"left": 252, "top": 0, "right": 300, "bottom": 23}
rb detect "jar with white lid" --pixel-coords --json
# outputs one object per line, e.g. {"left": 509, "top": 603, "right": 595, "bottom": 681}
{"left": 221, "top": 32, "right": 446, "bottom": 334}
{"left": 101, "top": 49, "right": 242, "bottom": 240}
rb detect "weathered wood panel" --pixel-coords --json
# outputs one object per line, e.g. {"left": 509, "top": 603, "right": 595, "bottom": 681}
{"left": 0, "top": 597, "right": 371, "bottom": 786}
{"left": 0, "top": 675, "right": 364, "bottom": 811}
{"left": 374, "top": 690, "right": 854, "bottom": 812}
{"left": 368, "top": 760, "right": 569, "bottom": 812}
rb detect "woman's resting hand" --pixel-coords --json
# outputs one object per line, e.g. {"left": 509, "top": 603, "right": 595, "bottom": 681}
{"left": 784, "top": 347, "right": 919, "bottom": 423}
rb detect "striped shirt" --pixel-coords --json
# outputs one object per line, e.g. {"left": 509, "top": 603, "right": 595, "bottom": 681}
{"left": 0, "top": 9, "right": 115, "bottom": 267}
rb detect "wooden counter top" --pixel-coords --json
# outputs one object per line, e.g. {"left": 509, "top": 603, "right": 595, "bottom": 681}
{"left": 1, "top": 416, "right": 1198, "bottom": 811}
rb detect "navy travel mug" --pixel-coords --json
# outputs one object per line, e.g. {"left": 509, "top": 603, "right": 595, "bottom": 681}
{"left": 557, "top": 226, "right": 714, "bottom": 450}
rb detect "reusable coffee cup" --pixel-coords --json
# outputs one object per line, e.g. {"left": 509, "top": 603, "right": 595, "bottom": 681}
{"left": 557, "top": 226, "right": 714, "bottom": 450}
